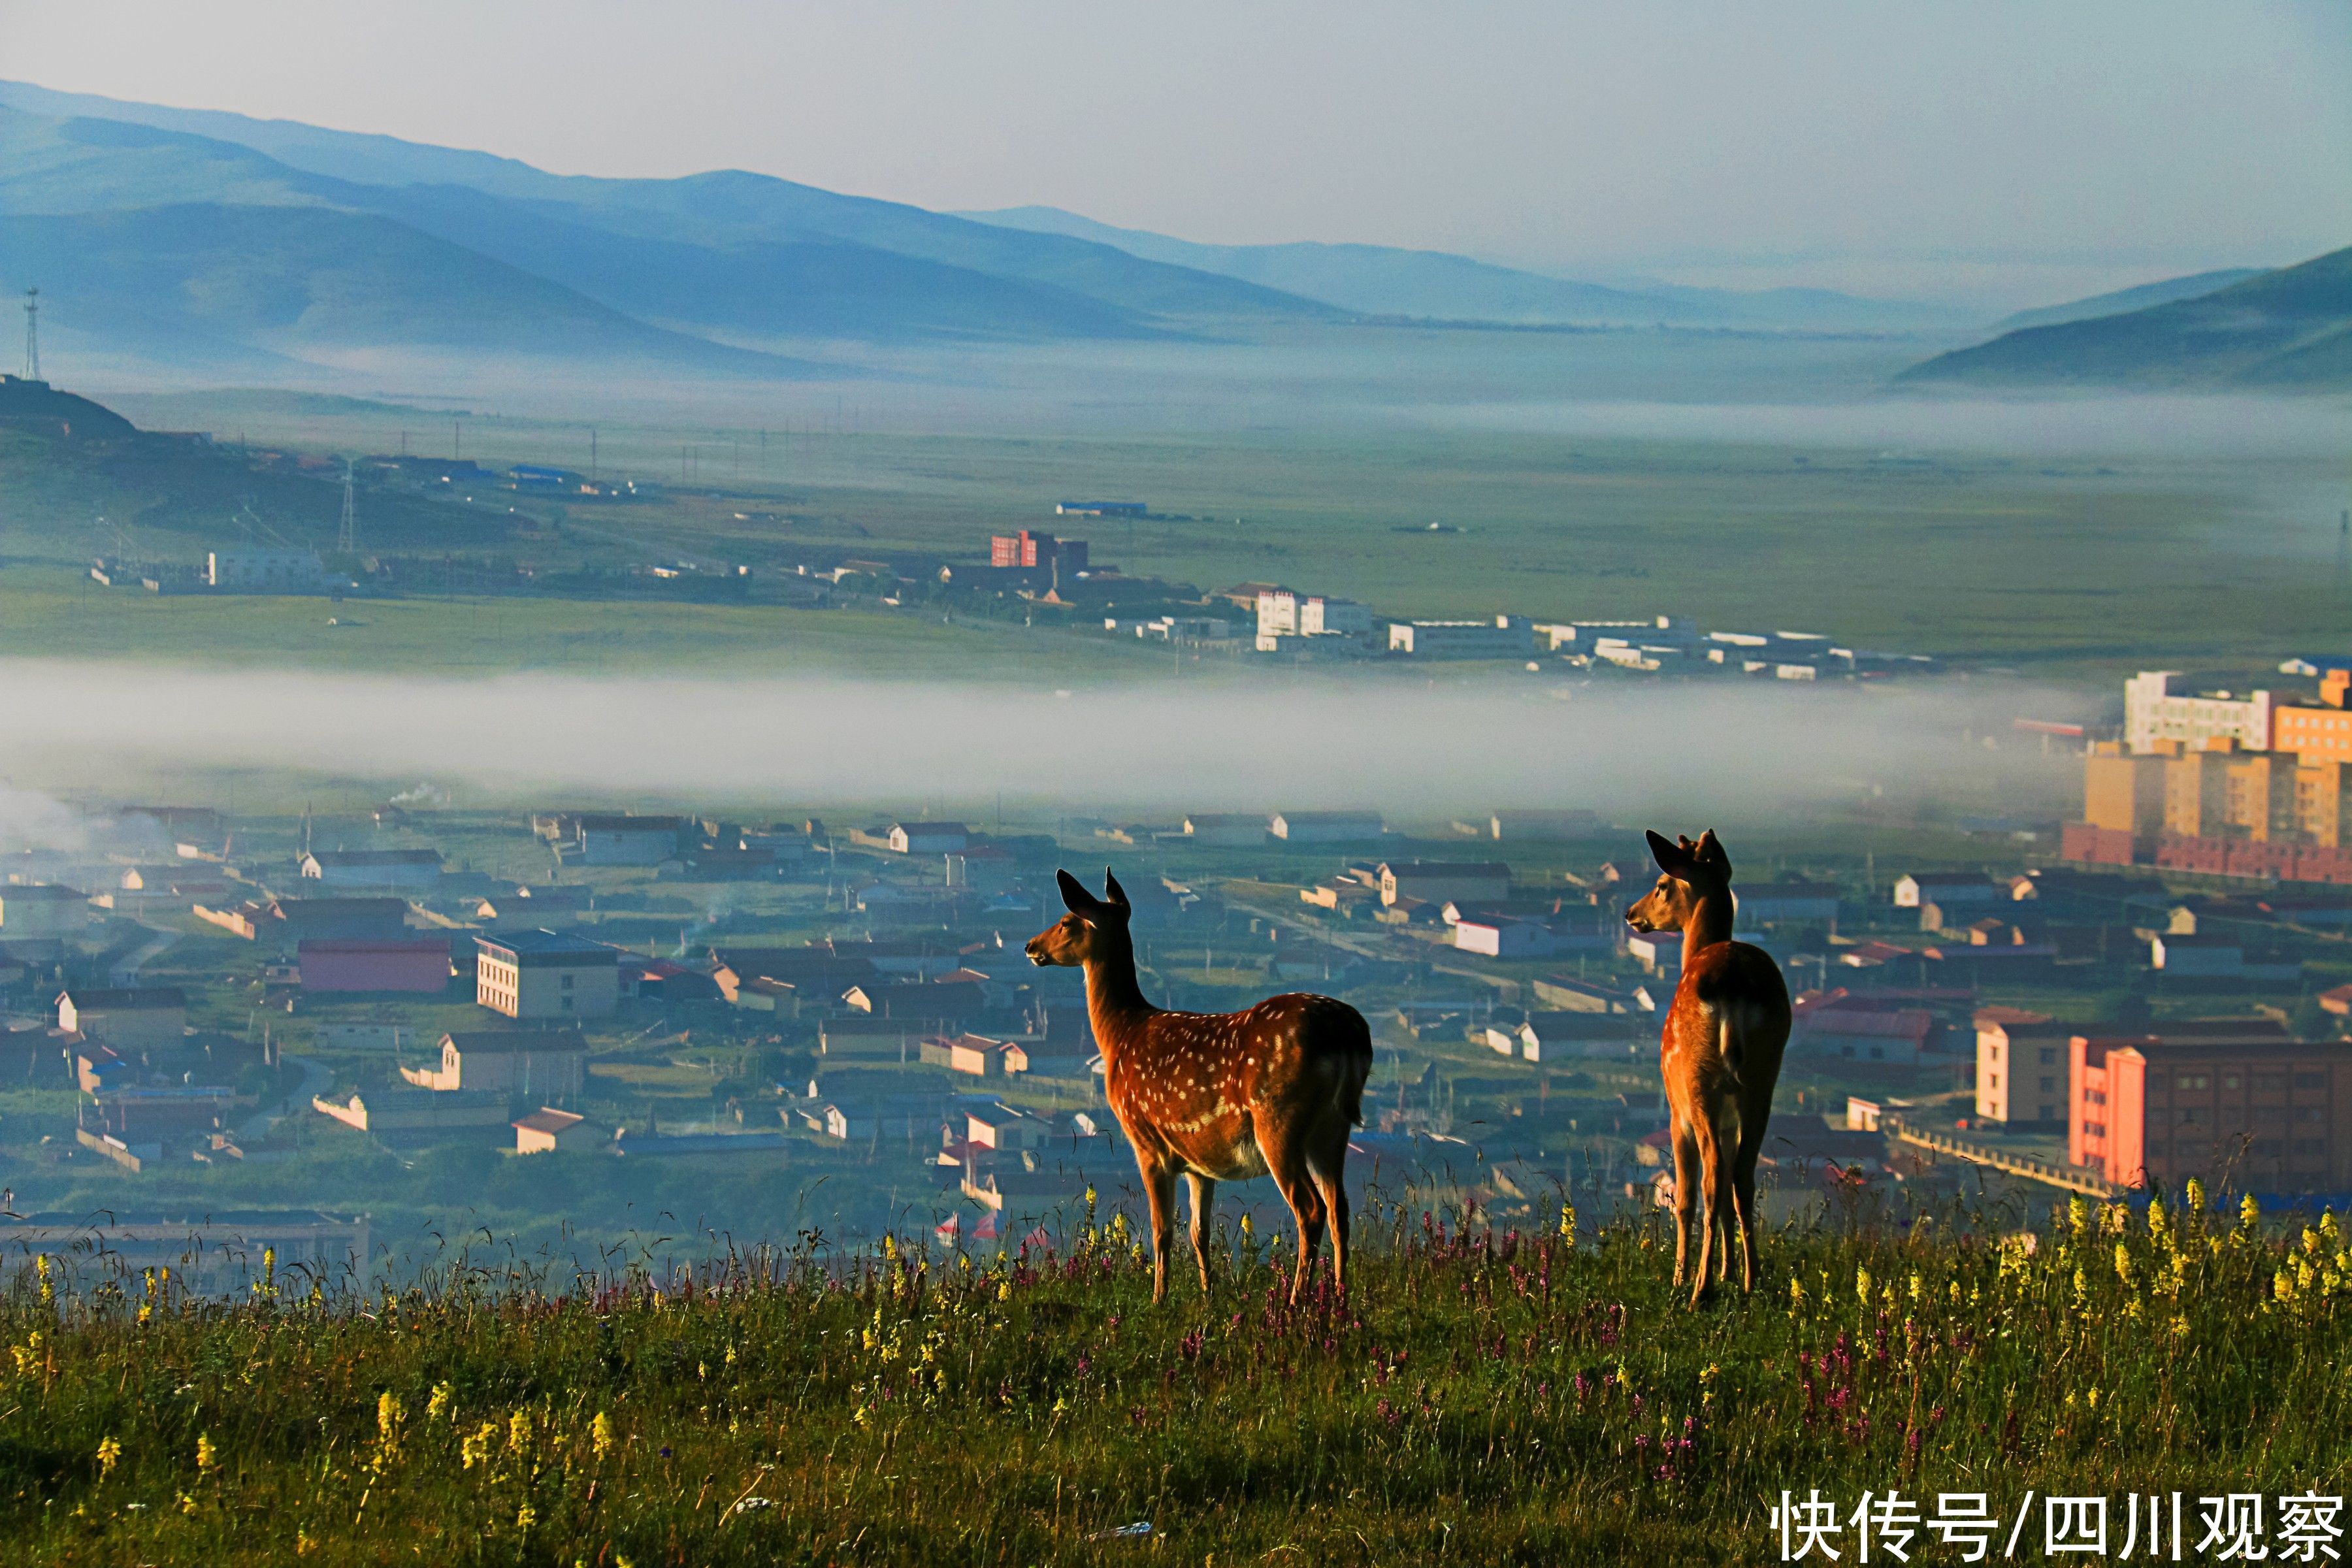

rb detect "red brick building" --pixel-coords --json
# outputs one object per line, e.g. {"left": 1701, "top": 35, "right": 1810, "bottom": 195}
{"left": 297, "top": 937, "right": 452, "bottom": 994}
{"left": 2068, "top": 1021, "right": 2352, "bottom": 1191}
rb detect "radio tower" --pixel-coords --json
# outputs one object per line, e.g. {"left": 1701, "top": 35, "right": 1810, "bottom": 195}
{"left": 19, "top": 288, "right": 37, "bottom": 381}
{"left": 337, "top": 458, "right": 358, "bottom": 555}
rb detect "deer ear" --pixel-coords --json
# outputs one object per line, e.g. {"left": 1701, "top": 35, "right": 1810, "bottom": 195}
{"left": 1056, "top": 869, "right": 1098, "bottom": 915}
{"left": 1644, "top": 830, "right": 1692, "bottom": 876}
{"left": 1695, "top": 828, "right": 1731, "bottom": 877}
{"left": 1101, "top": 867, "right": 1132, "bottom": 913}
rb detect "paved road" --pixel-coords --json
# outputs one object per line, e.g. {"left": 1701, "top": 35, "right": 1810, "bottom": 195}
{"left": 240, "top": 1054, "right": 331, "bottom": 1143}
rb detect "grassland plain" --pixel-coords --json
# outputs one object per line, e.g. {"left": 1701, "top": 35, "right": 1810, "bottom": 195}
{"left": 5, "top": 1187, "right": 2347, "bottom": 1565}
{"left": 7, "top": 391, "right": 2349, "bottom": 685}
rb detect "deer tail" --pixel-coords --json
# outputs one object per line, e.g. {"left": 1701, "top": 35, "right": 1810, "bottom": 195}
{"left": 1719, "top": 1013, "right": 1744, "bottom": 1093}
{"left": 1343, "top": 1007, "right": 1373, "bottom": 1127}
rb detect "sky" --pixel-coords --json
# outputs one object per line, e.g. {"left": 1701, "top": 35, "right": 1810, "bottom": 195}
{"left": 5, "top": 1, "right": 2349, "bottom": 305}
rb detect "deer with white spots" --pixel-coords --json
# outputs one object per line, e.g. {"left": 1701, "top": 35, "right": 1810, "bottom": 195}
{"left": 1028, "top": 869, "right": 1373, "bottom": 1304}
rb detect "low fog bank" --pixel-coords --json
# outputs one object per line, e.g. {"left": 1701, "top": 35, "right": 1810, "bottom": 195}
{"left": 0, "top": 662, "right": 2080, "bottom": 828}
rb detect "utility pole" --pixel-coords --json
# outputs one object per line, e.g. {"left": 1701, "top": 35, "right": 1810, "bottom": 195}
{"left": 20, "top": 287, "right": 37, "bottom": 381}
{"left": 337, "top": 459, "right": 357, "bottom": 556}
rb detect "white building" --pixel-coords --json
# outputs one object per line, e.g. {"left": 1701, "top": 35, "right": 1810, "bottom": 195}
{"left": 572, "top": 815, "right": 685, "bottom": 866}
{"left": 2124, "top": 671, "right": 2273, "bottom": 755}
{"left": 1183, "top": 813, "right": 1269, "bottom": 847}
{"left": 206, "top": 548, "right": 331, "bottom": 591}
{"left": 1387, "top": 617, "right": 1533, "bottom": 659}
{"left": 1271, "top": 811, "right": 1384, "bottom": 844}
{"left": 1257, "top": 589, "right": 1372, "bottom": 651}
{"left": 299, "top": 850, "right": 442, "bottom": 891}
{"left": 888, "top": 822, "right": 970, "bottom": 855}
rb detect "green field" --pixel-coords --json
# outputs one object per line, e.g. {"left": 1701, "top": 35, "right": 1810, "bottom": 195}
{"left": 5, "top": 1190, "right": 2346, "bottom": 1564}
{"left": 7, "top": 346, "right": 2349, "bottom": 688}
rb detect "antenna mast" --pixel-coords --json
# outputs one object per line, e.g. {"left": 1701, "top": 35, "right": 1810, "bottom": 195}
{"left": 20, "top": 288, "right": 37, "bottom": 381}
{"left": 338, "top": 458, "right": 358, "bottom": 555}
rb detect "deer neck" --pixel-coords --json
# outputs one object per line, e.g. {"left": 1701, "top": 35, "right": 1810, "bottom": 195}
{"left": 1680, "top": 887, "right": 1736, "bottom": 953}
{"left": 1079, "top": 937, "right": 1154, "bottom": 1059}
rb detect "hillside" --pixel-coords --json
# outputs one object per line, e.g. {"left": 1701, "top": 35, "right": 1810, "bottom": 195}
{"left": 962, "top": 204, "right": 1965, "bottom": 330}
{"left": 0, "top": 84, "right": 1341, "bottom": 339}
{"left": 1, "top": 1198, "right": 2341, "bottom": 1563}
{"left": 0, "top": 204, "right": 825, "bottom": 377}
{"left": 1991, "top": 267, "right": 2265, "bottom": 333}
{"left": 1899, "top": 245, "right": 2352, "bottom": 390}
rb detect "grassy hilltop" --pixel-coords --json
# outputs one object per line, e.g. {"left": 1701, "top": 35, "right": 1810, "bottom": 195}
{"left": 5, "top": 1189, "right": 2348, "bottom": 1565}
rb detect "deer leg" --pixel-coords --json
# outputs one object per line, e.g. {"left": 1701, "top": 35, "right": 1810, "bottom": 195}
{"left": 1184, "top": 1172, "right": 1216, "bottom": 1296}
{"left": 1687, "top": 1117, "right": 1725, "bottom": 1311}
{"left": 1733, "top": 1108, "right": 1770, "bottom": 1294}
{"left": 1669, "top": 1117, "right": 1699, "bottom": 1290}
{"left": 1305, "top": 1113, "right": 1352, "bottom": 1298}
{"left": 1140, "top": 1157, "right": 1179, "bottom": 1305}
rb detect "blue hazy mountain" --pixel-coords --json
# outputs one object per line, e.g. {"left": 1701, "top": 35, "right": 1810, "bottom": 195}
{"left": 1989, "top": 269, "right": 2266, "bottom": 333}
{"left": 1899, "top": 246, "right": 2352, "bottom": 389}
{"left": 958, "top": 204, "right": 1968, "bottom": 331}
{"left": 0, "top": 80, "right": 1341, "bottom": 349}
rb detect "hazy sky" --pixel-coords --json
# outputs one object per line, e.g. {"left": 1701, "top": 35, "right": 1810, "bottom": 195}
{"left": 7, "top": 1, "right": 2349, "bottom": 302}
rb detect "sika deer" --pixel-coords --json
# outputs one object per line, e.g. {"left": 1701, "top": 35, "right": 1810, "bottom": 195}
{"left": 1625, "top": 830, "right": 1791, "bottom": 1308}
{"left": 1028, "top": 869, "right": 1373, "bottom": 1304}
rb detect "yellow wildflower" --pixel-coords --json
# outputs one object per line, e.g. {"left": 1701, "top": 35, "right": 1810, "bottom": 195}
{"left": 95, "top": 1437, "right": 121, "bottom": 1480}
{"left": 2242, "top": 1194, "right": 2262, "bottom": 1232}
{"left": 508, "top": 1409, "right": 532, "bottom": 1454}
{"left": 427, "top": 1381, "right": 453, "bottom": 1422}
{"left": 195, "top": 1433, "right": 216, "bottom": 1474}
{"left": 592, "top": 1412, "right": 616, "bottom": 1461}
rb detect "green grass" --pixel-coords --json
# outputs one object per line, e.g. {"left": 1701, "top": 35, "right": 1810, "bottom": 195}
{"left": 5, "top": 1189, "right": 2347, "bottom": 1564}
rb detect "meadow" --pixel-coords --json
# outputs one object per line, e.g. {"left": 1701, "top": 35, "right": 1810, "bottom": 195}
{"left": 5, "top": 1185, "right": 2347, "bottom": 1565}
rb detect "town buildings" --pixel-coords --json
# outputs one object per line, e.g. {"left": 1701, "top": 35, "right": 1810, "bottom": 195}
{"left": 403, "top": 1030, "right": 587, "bottom": 1103}
{"left": 300, "top": 849, "right": 442, "bottom": 891}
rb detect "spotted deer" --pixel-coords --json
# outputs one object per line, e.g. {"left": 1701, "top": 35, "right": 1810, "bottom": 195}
{"left": 1027, "top": 869, "right": 1373, "bottom": 1304}
{"left": 1624, "top": 830, "right": 1791, "bottom": 1307}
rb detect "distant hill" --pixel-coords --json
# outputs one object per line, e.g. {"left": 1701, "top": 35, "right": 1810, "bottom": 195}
{"left": 0, "top": 82, "right": 1343, "bottom": 340}
{"left": 0, "top": 204, "right": 825, "bottom": 377}
{"left": 1991, "top": 269, "right": 2266, "bottom": 333}
{"left": 960, "top": 204, "right": 1966, "bottom": 331}
{"left": 0, "top": 372, "right": 136, "bottom": 438}
{"left": 1897, "top": 246, "right": 2352, "bottom": 391}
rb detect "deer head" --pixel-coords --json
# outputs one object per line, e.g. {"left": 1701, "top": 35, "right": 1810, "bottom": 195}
{"left": 1026, "top": 868, "right": 1134, "bottom": 968}
{"left": 1625, "top": 828, "right": 1732, "bottom": 934}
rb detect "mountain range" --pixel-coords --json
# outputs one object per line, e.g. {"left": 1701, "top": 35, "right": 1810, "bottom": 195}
{"left": 0, "top": 78, "right": 1979, "bottom": 383}
{"left": 1899, "top": 248, "right": 2352, "bottom": 390}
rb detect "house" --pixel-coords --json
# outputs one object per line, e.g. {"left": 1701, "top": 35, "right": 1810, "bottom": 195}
{"left": 807, "top": 1094, "right": 945, "bottom": 1145}
{"left": 474, "top": 929, "right": 621, "bottom": 1020}
{"left": 402, "top": 1030, "right": 587, "bottom": 1103}
{"left": 920, "top": 1033, "right": 1005, "bottom": 1077}
{"left": 1387, "top": 617, "right": 1534, "bottom": 658}
{"left": 1269, "top": 810, "right": 1385, "bottom": 843}
{"left": 1624, "top": 930, "right": 1683, "bottom": 975}
{"left": 1380, "top": 862, "right": 1511, "bottom": 908}
{"left": 0, "top": 884, "right": 89, "bottom": 938}
{"left": 1454, "top": 917, "right": 1573, "bottom": 960}
{"left": 1735, "top": 881, "right": 1842, "bottom": 928}
{"left": 206, "top": 547, "right": 329, "bottom": 591}
{"left": 312, "top": 1086, "right": 512, "bottom": 1147}
{"left": 1183, "top": 813, "right": 1269, "bottom": 848}
{"left": 1975, "top": 1006, "right": 2072, "bottom": 1126}
{"left": 1497, "top": 1011, "right": 1642, "bottom": 1063}
{"left": 1484, "top": 810, "right": 1599, "bottom": 841}
{"left": 512, "top": 1107, "right": 600, "bottom": 1154}
{"left": 887, "top": 822, "right": 969, "bottom": 855}
{"left": 2150, "top": 934, "right": 2299, "bottom": 981}
{"left": 1793, "top": 1005, "right": 1935, "bottom": 1066}
{"left": 299, "top": 849, "right": 442, "bottom": 891}
{"left": 1891, "top": 872, "right": 1999, "bottom": 911}
{"left": 570, "top": 815, "right": 687, "bottom": 866}
{"left": 965, "top": 1103, "right": 1043, "bottom": 1153}
{"left": 620, "top": 960, "right": 722, "bottom": 1004}
{"left": 1003, "top": 1039, "right": 1096, "bottom": 1079}
{"left": 296, "top": 938, "right": 451, "bottom": 994}
{"left": 56, "top": 988, "right": 186, "bottom": 1052}
{"left": 2068, "top": 1024, "right": 2342, "bottom": 1191}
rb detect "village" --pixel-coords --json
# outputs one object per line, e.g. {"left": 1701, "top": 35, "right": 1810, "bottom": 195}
{"left": 5, "top": 653, "right": 2352, "bottom": 1281}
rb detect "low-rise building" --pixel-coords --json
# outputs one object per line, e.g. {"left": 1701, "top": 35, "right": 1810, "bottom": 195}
{"left": 296, "top": 937, "right": 451, "bottom": 994}
{"left": 1380, "top": 861, "right": 1511, "bottom": 908}
{"left": 1891, "top": 872, "right": 2000, "bottom": 911}
{"left": 1387, "top": 617, "right": 1533, "bottom": 659}
{"left": 2070, "top": 1022, "right": 2342, "bottom": 1190}
{"left": 1975, "top": 1007, "right": 2072, "bottom": 1126}
{"left": 56, "top": 987, "right": 186, "bottom": 1052}
{"left": 0, "top": 883, "right": 90, "bottom": 939}
{"left": 887, "top": 821, "right": 970, "bottom": 855}
{"left": 205, "top": 547, "right": 331, "bottom": 591}
{"left": 1271, "top": 810, "right": 1384, "bottom": 844}
{"left": 300, "top": 849, "right": 442, "bottom": 891}
{"left": 403, "top": 1030, "right": 587, "bottom": 1104}
{"left": 513, "top": 1107, "right": 600, "bottom": 1154}
{"left": 475, "top": 929, "right": 621, "bottom": 1020}
{"left": 1183, "top": 813, "right": 1269, "bottom": 848}
{"left": 314, "top": 1086, "right": 511, "bottom": 1147}
{"left": 570, "top": 814, "right": 687, "bottom": 866}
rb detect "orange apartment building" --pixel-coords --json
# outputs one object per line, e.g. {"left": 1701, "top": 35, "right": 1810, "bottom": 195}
{"left": 2065, "top": 666, "right": 2352, "bottom": 883}
{"left": 2067, "top": 1020, "right": 2352, "bottom": 1192}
